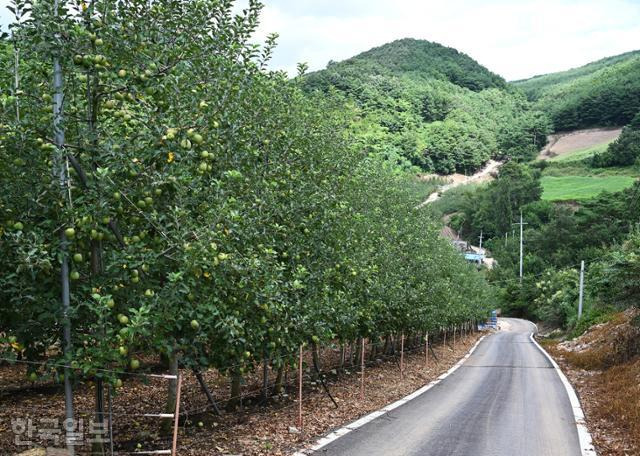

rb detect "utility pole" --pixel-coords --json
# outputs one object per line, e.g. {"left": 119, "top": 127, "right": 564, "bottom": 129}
{"left": 478, "top": 230, "right": 483, "bottom": 250}
{"left": 53, "top": 0, "right": 75, "bottom": 453}
{"left": 578, "top": 260, "right": 585, "bottom": 319}
{"left": 513, "top": 212, "right": 528, "bottom": 283}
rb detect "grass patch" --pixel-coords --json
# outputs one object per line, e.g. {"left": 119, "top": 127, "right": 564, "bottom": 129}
{"left": 541, "top": 160, "right": 640, "bottom": 177}
{"left": 541, "top": 175, "right": 636, "bottom": 201}
{"left": 549, "top": 142, "right": 610, "bottom": 162}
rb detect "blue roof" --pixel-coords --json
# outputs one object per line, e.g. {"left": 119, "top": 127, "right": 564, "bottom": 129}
{"left": 464, "top": 253, "right": 484, "bottom": 261}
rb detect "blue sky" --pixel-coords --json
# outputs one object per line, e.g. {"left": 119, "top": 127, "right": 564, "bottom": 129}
{"left": 2, "top": 0, "right": 639, "bottom": 80}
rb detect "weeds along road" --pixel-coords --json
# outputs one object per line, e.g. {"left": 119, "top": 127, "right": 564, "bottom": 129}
{"left": 317, "top": 318, "right": 583, "bottom": 456}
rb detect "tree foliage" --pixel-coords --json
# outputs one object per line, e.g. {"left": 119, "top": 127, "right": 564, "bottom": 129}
{"left": 302, "top": 39, "right": 550, "bottom": 174}
{"left": 0, "top": 0, "right": 491, "bottom": 393}
{"left": 515, "top": 52, "right": 640, "bottom": 131}
{"left": 591, "top": 112, "right": 640, "bottom": 167}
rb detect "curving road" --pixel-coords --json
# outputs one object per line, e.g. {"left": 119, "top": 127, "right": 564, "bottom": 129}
{"left": 316, "top": 318, "right": 583, "bottom": 456}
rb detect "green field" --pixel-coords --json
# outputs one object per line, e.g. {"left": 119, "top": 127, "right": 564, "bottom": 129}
{"left": 541, "top": 175, "right": 636, "bottom": 201}
{"left": 549, "top": 142, "right": 611, "bottom": 163}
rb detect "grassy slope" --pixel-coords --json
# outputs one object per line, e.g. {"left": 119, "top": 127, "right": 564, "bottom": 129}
{"left": 548, "top": 142, "right": 611, "bottom": 163}
{"left": 541, "top": 175, "right": 636, "bottom": 201}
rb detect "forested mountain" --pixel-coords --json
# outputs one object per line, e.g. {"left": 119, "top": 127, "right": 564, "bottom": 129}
{"left": 514, "top": 51, "right": 640, "bottom": 131}
{"left": 302, "top": 39, "right": 550, "bottom": 174}
{"left": 304, "top": 38, "right": 506, "bottom": 92}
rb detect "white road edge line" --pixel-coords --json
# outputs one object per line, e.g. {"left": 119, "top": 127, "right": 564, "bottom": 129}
{"left": 291, "top": 334, "right": 487, "bottom": 456}
{"left": 529, "top": 332, "right": 597, "bottom": 456}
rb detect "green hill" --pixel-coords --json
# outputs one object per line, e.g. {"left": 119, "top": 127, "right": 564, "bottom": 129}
{"left": 302, "top": 39, "right": 550, "bottom": 174}
{"left": 513, "top": 51, "right": 640, "bottom": 131}
{"left": 304, "top": 38, "right": 506, "bottom": 92}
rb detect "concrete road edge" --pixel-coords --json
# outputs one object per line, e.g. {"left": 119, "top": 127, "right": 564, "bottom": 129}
{"left": 292, "top": 335, "right": 488, "bottom": 456}
{"left": 529, "top": 332, "right": 597, "bottom": 456}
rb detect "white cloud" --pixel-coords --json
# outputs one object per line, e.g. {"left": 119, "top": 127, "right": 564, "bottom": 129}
{"left": 252, "top": 0, "right": 640, "bottom": 80}
{"left": 2, "top": 0, "right": 639, "bottom": 80}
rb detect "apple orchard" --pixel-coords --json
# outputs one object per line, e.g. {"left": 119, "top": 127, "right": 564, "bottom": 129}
{"left": 0, "top": 0, "right": 492, "bottom": 442}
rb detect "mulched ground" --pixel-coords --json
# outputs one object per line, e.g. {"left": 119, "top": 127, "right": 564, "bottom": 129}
{"left": 1, "top": 331, "right": 484, "bottom": 455}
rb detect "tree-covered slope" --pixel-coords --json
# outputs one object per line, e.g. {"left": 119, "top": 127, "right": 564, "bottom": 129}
{"left": 302, "top": 39, "right": 550, "bottom": 174}
{"left": 304, "top": 38, "right": 506, "bottom": 92}
{"left": 513, "top": 51, "right": 640, "bottom": 131}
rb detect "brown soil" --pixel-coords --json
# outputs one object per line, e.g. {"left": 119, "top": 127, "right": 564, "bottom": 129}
{"left": 1, "top": 331, "right": 484, "bottom": 455}
{"left": 545, "top": 308, "right": 640, "bottom": 455}
{"left": 417, "top": 160, "right": 501, "bottom": 207}
{"left": 538, "top": 128, "right": 622, "bottom": 160}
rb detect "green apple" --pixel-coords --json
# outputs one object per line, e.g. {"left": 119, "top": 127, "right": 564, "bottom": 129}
{"left": 70, "top": 271, "right": 80, "bottom": 280}
{"left": 73, "top": 253, "right": 83, "bottom": 263}
{"left": 64, "top": 227, "right": 76, "bottom": 239}
{"left": 130, "top": 359, "right": 140, "bottom": 370}
{"left": 190, "top": 319, "right": 200, "bottom": 330}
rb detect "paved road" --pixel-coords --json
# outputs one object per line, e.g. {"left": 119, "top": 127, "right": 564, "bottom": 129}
{"left": 318, "top": 318, "right": 582, "bottom": 456}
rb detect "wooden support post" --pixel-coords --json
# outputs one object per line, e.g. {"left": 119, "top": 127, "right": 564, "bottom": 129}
{"left": 171, "top": 373, "right": 183, "bottom": 456}
{"left": 400, "top": 333, "right": 404, "bottom": 380}
{"left": 425, "top": 332, "right": 429, "bottom": 368}
{"left": 360, "top": 338, "right": 365, "bottom": 400}
{"left": 453, "top": 325, "right": 456, "bottom": 349}
{"left": 298, "top": 345, "right": 303, "bottom": 429}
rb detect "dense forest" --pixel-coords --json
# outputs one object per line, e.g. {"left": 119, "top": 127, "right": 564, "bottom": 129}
{"left": 515, "top": 51, "right": 640, "bottom": 131}
{"left": 302, "top": 39, "right": 551, "bottom": 174}
{"left": 436, "top": 160, "right": 640, "bottom": 330}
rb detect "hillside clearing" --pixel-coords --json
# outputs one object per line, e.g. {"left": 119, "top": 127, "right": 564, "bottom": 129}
{"left": 549, "top": 142, "right": 609, "bottom": 163}
{"left": 538, "top": 128, "right": 622, "bottom": 161}
{"left": 541, "top": 175, "right": 636, "bottom": 201}
{"left": 417, "top": 160, "right": 501, "bottom": 207}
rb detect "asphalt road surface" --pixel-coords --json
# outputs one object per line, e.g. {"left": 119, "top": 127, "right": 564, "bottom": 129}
{"left": 318, "top": 318, "right": 582, "bottom": 456}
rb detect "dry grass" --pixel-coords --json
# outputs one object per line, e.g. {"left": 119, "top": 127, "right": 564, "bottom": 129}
{"left": 557, "top": 309, "right": 640, "bottom": 369}
{"left": 594, "top": 359, "right": 640, "bottom": 447}
{"left": 548, "top": 308, "right": 640, "bottom": 455}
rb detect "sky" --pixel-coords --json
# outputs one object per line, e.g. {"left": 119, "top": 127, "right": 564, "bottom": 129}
{"left": 2, "top": 0, "right": 639, "bottom": 81}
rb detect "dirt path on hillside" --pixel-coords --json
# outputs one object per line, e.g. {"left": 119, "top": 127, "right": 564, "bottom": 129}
{"left": 417, "top": 160, "right": 501, "bottom": 208}
{"left": 538, "top": 127, "right": 622, "bottom": 160}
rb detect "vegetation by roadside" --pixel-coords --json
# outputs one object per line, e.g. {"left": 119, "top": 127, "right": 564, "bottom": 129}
{"left": 543, "top": 308, "right": 640, "bottom": 456}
